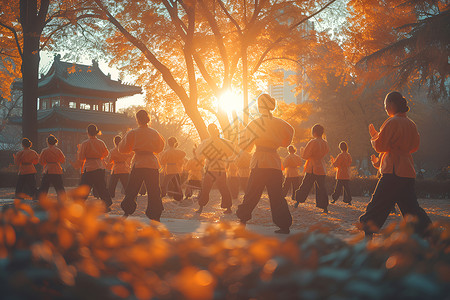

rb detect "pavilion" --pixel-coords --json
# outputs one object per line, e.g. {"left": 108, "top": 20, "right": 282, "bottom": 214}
{"left": 12, "top": 54, "right": 142, "bottom": 159}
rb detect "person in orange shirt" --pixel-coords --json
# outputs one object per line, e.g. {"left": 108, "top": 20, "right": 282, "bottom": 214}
{"left": 14, "top": 138, "right": 39, "bottom": 199}
{"left": 236, "top": 94, "right": 294, "bottom": 234}
{"left": 195, "top": 123, "right": 235, "bottom": 215}
{"left": 235, "top": 149, "right": 251, "bottom": 193}
{"left": 118, "top": 110, "right": 165, "bottom": 221}
{"left": 330, "top": 141, "right": 352, "bottom": 205}
{"left": 294, "top": 124, "right": 329, "bottom": 213}
{"left": 160, "top": 136, "right": 186, "bottom": 201}
{"left": 107, "top": 135, "right": 133, "bottom": 199}
{"left": 183, "top": 148, "right": 204, "bottom": 201}
{"left": 227, "top": 160, "right": 240, "bottom": 200}
{"left": 360, "top": 91, "right": 431, "bottom": 238}
{"left": 77, "top": 124, "right": 112, "bottom": 210}
{"left": 38, "top": 135, "right": 66, "bottom": 199}
{"left": 282, "top": 145, "right": 303, "bottom": 201}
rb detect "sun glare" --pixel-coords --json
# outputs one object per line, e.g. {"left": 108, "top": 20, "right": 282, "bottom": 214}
{"left": 218, "top": 90, "right": 243, "bottom": 115}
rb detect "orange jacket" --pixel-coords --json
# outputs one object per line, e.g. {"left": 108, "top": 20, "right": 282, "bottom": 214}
{"left": 243, "top": 116, "right": 294, "bottom": 170}
{"left": 119, "top": 125, "right": 165, "bottom": 169}
{"left": 235, "top": 151, "right": 251, "bottom": 177}
{"left": 283, "top": 153, "right": 303, "bottom": 178}
{"left": 159, "top": 147, "right": 186, "bottom": 175}
{"left": 332, "top": 152, "right": 352, "bottom": 180}
{"left": 302, "top": 138, "right": 329, "bottom": 175}
{"left": 106, "top": 147, "right": 132, "bottom": 174}
{"left": 371, "top": 113, "right": 419, "bottom": 178}
{"left": 184, "top": 157, "right": 204, "bottom": 181}
{"left": 14, "top": 148, "right": 39, "bottom": 175}
{"left": 39, "top": 145, "right": 65, "bottom": 174}
{"left": 78, "top": 136, "right": 109, "bottom": 173}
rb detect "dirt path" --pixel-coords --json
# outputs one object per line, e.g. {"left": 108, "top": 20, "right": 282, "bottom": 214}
{"left": 1, "top": 187, "right": 448, "bottom": 238}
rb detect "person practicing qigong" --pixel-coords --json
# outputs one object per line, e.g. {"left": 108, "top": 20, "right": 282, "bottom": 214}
{"left": 282, "top": 145, "right": 303, "bottom": 201}
{"left": 119, "top": 110, "right": 165, "bottom": 221}
{"left": 14, "top": 138, "right": 39, "bottom": 200}
{"left": 294, "top": 124, "right": 330, "bottom": 213}
{"left": 236, "top": 94, "right": 294, "bottom": 234}
{"left": 183, "top": 147, "right": 204, "bottom": 201}
{"left": 160, "top": 136, "right": 186, "bottom": 202}
{"left": 330, "top": 141, "right": 352, "bottom": 205}
{"left": 106, "top": 135, "right": 133, "bottom": 199}
{"left": 195, "top": 123, "right": 235, "bottom": 215}
{"left": 77, "top": 124, "right": 112, "bottom": 210}
{"left": 38, "top": 135, "right": 66, "bottom": 200}
{"left": 359, "top": 91, "right": 431, "bottom": 238}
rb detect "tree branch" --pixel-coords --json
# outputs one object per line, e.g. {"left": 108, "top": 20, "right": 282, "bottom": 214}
{"left": 252, "top": 0, "right": 337, "bottom": 74}
{"left": 0, "top": 21, "right": 23, "bottom": 58}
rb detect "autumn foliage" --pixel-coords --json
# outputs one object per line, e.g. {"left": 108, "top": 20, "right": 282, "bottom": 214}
{"left": 0, "top": 189, "right": 448, "bottom": 299}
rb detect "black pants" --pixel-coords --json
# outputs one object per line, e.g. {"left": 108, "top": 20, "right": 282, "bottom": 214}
{"left": 39, "top": 173, "right": 65, "bottom": 198}
{"left": 282, "top": 176, "right": 301, "bottom": 200}
{"left": 198, "top": 171, "right": 232, "bottom": 208}
{"left": 80, "top": 169, "right": 112, "bottom": 207}
{"left": 331, "top": 179, "right": 352, "bottom": 203}
{"left": 108, "top": 173, "right": 129, "bottom": 198}
{"left": 121, "top": 168, "right": 163, "bottom": 221}
{"left": 161, "top": 173, "right": 183, "bottom": 201}
{"left": 185, "top": 179, "right": 202, "bottom": 198}
{"left": 228, "top": 176, "right": 240, "bottom": 199}
{"left": 237, "top": 168, "right": 292, "bottom": 230}
{"left": 295, "top": 173, "right": 328, "bottom": 209}
{"left": 15, "top": 174, "right": 37, "bottom": 199}
{"left": 359, "top": 173, "right": 431, "bottom": 235}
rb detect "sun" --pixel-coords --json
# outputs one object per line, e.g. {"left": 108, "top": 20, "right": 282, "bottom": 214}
{"left": 218, "top": 90, "right": 243, "bottom": 115}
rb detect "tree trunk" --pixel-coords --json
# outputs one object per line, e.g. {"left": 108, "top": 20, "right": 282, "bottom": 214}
{"left": 21, "top": 35, "right": 40, "bottom": 147}
{"left": 19, "top": 0, "right": 49, "bottom": 149}
{"left": 184, "top": 105, "right": 209, "bottom": 140}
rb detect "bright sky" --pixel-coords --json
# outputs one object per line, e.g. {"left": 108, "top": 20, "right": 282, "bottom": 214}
{"left": 39, "top": 51, "right": 146, "bottom": 111}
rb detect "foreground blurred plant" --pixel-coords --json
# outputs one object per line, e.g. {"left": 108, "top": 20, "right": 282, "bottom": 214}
{"left": 0, "top": 188, "right": 448, "bottom": 300}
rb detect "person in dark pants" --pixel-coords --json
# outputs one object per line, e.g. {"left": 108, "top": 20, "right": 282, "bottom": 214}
{"left": 195, "top": 124, "right": 235, "bottom": 215}
{"left": 227, "top": 161, "right": 240, "bottom": 200}
{"left": 14, "top": 138, "right": 39, "bottom": 200}
{"left": 78, "top": 124, "right": 112, "bottom": 210}
{"left": 236, "top": 94, "right": 294, "bottom": 234}
{"left": 107, "top": 135, "right": 133, "bottom": 198}
{"left": 294, "top": 124, "right": 330, "bottom": 213}
{"left": 118, "top": 110, "right": 165, "bottom": 221}
{"left": 282, "top": 145, "right": 303, "bottom": 201}
{"left": 38, "top": 135, "right": 66, "bottom": 200}
{"left": 330, "top": 141, "right": 352, "bottom": 205}
{"left": 160, "top": 136, "right": 186, "bottom": 201}
{"left": 360, "top": 91, "right": 431, "bottom": 238}
{"left": 235, "top": 149, "right": 251, "bottom": 193}
{"left": 183, "top": 148, "right": 204, "bottom": 200}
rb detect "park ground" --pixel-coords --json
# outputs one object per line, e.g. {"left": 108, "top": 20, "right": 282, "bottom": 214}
{"left": 0, "top": 187, "right": 448, "bottom": 240}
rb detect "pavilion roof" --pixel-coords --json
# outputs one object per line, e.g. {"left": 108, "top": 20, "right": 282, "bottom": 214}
{"left": 14, "top": 55, "right": 142, "bottom": 99}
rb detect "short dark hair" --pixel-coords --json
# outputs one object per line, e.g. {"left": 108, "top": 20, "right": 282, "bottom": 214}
{"left": 22, "top": 138, "right": 32, "bottom": 148}
{"left": 47, "top": 134, "right": 58, "bottom": 146}
{"left": 87, "top": 124, "right": 99, "bottom": 136}
{"left": 339, "top": 141, "right": 348, "bottom": 152}
{"left": 136, "top": 110, "right": 150, "bottom": 125}
{"left": 288, "top": 145, "right": 296, "bottom": 153}
{"left": 168, "top": 136, "right": 178, "bottom": 147}
{"left": 113, "top": 135, "right": 122, "bottom": 146}
{"left": 312, "top": 124, "right": 324, "bottom": 137}
{"left": 385, "top": 91, "right": 409, "bottom": 113}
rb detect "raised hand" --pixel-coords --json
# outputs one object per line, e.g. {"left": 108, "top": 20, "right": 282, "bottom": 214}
{"left": 368, "top": 124, "right": 378, "bottom": 137}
